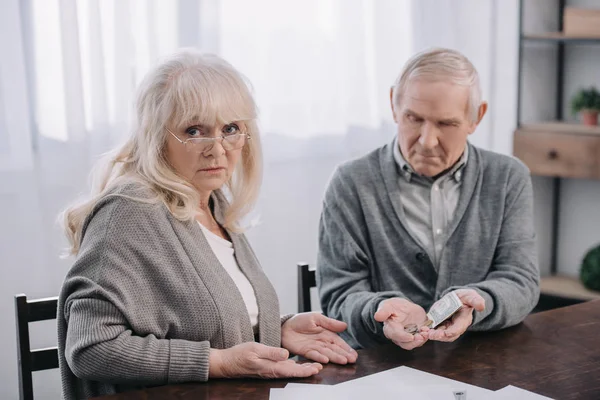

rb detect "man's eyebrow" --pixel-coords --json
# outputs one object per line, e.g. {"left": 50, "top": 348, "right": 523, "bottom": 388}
{"left": 404, "top": 109, "right": 423, "bottom": 118}
{"left": 439, "top": 118, "right": 461, "bottom": 125}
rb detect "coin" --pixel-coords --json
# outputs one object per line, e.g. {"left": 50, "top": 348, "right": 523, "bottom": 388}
{"left": 403, "top": 324, "right": 419, "bottom": 334}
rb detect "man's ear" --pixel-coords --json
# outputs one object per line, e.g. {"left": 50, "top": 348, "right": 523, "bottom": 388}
{"left": 468, "top": 101, "right": 488, "bottom": 135}
{"left": 390, "top": 87, "right": 398, "bottom": 122}
{"left": 477, "top": 101, "right": 488, "bottom": 124}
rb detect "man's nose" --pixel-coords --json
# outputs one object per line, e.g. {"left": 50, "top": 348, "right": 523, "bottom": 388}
{"left": 418, "top": 122, "right": 439, "bottom": 150}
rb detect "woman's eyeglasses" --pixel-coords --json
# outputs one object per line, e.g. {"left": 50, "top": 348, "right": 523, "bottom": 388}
{"left": 167, "top": 128, "right": 250, "bottom": 154}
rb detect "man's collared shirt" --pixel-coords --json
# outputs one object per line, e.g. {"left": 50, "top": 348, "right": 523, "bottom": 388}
{"left": 392, "top": 138, "right": 468, "bottom": 269}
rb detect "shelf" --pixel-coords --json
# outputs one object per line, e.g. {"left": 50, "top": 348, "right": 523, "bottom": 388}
{"left": 523, "top": 32, "right": 600, "bottom": 43}
{"left": 518, "top": 122, "right": 600, "bottom": 136}
{"left": 513, "top": 122, "right": 600, "bottom": 180}
{"left": 541, "top": 275, "right": 600, "bottom": 301}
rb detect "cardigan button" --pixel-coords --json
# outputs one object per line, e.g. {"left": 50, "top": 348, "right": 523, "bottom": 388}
{"left": 416, "top": 252, "right": 427, "bottom": 262}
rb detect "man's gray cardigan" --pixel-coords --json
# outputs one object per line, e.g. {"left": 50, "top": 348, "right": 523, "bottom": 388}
{"left": 317, "top": 140, "right": 540, "bottom": 349}
{"left": 57, "top": 184, "right": 285, "bottom": 399}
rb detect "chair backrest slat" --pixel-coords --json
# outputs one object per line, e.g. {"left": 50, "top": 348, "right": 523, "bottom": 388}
{"left": 31, "top": 347, "right": 59, "bottom": 372}
{"left": 27, "top": 298, "right": 59, "bottom": 322}
{"left": 297, "top": 263, "right": 317, "bottom": 313}
{"left": 14, "top": 294, "right": 59, "bottom": 400}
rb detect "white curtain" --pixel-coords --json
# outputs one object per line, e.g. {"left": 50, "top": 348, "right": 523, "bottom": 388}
{"left": 0, "top": 0, "right": 416, "bottom": 170}
{"left": 0, "top": 0, "right": 517, "bottom": 172}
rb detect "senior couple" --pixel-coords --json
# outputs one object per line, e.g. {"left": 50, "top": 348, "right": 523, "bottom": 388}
{"left": 57, "top": 47, "right": 539, "bottom": 399}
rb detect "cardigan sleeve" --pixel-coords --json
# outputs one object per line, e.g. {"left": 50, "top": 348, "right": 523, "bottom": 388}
{"left": 441, "top": 162, "right": 540, "bottom": 330}
{"left": 64, "top": 298, "right": 210, "bottom": 384}
{"left": 60, "top": 195, "right": 212, "bottom": 385}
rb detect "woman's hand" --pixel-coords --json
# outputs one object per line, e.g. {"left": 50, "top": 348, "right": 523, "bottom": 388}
{"left": 281, "top": 313, "right": 358, "bottom": 365}
{"left": 209, "top": 342, "right": 322, "bottom": 379}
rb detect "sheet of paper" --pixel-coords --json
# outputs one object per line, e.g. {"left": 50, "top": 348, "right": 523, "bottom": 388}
{"left": 270, "top": 385, "right": 333, "bottom": 400}
{"left": 335, "top": 366, "right": 494, "bottom": 399}
{"left": 495, "top": 385, "right": 554, "bottom": 399}
{"left": 271, "top": 366, "right": 496, "bottom": 399}
{"left": 271, "top": 383, "right": 424, "bottom": 400}
{"left": 284, "top": 383, "right": 320, "bottom": 388}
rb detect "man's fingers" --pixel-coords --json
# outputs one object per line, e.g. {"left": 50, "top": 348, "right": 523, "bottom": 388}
{"left": 397, "top": 334, "right": 427, "bottom": 350}
{"left": 428, "top": 320, "right": 453, "bottom": 341}
{"left": 444, "top": 308, "right": 473, "bottom": 337}
{"left": 463, "top": 295, "right": 485, "bottom": 311}
{"left": 456, "top": 289, "right": 486, "bottom": 312}
{"left": 374, "top": 304, "right": 393, "bottom": 322}
{"left": 429, "top": 308, "right": 472, "bottom": 342}
{"left": 383, "top": 320, "right": 415, "bottom": 343}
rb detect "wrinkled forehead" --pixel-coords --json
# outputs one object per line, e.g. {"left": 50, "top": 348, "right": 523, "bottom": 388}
{"left": 401, "top": 78, "right": 470, "bottom": 120}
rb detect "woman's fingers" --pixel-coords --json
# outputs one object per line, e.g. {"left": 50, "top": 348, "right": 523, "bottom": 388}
{"left": 254, "top": 343, "right": 290, "bottom": 361}
{"left": 266, "top": 359, "right": 322, "bottom": 378}
{"left": 304, "top": 349, "right": 330, "bottom": 364}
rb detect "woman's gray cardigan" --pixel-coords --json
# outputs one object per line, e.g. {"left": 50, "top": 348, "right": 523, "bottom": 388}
{"left": 57, "top": 184, "right": 288, "bottom": 399}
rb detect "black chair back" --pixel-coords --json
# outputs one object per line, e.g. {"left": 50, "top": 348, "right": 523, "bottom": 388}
{"left": 297, "top": 263, "right": 316, "bottom": 313}
{"left": 14, "top": 294, "right": 59, "bottom": 400}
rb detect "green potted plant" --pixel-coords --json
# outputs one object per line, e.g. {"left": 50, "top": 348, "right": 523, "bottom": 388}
{"left": 571, "top": 86, "right": 600, "bottom": 126}
{"left": 580, "top": 244, "right": 600, "bottom": 292}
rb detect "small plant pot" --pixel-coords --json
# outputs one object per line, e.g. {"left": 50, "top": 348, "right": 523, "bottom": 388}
{"left": 581, "top": 110, "right": 599, "bottom": 126}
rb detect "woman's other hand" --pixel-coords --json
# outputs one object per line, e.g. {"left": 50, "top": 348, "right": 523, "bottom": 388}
{"left": 281, "top": 313, "right": 358, "bottom": 365}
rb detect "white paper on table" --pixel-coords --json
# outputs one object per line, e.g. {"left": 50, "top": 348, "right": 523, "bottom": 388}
{"left": 271, "top": 383, "right": 425, "bottom": 400}
{"left": 495, "top": 385, "right": 554, "bottom": 399}
{"left": 270, "top": 384, "right": 333, "bottom": 400}
{"left": 335, "top": 366, "right": 494, "bottom": 399}
{"left": 271, "top": 367, "right": 493, "bottom": 399}
{"left": 284, "top": 383, "right": 322, "bottom": 388}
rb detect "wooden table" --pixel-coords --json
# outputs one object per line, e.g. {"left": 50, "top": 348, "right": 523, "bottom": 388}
{"left": 95, "top": 300, "right": 600, "bottom": 400}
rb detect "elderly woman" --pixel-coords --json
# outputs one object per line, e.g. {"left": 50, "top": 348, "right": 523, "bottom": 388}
{"left": 57, "top": 49, "right": 357, "bottom": 399}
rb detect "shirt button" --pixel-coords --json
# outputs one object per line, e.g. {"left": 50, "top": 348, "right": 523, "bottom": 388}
{"left": 436, "top": 229, "right": 442, "bottom": 235}
{"left": 433, "top": 185, "right": 439, "bottom": 191}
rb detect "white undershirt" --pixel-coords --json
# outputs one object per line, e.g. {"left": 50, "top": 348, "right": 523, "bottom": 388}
{"left": 198, "top": 222, "right": 259, "bottom": 327}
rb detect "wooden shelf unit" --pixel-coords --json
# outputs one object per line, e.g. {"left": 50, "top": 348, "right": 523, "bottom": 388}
{"left": 514, "top": 1, "right": 600, "bottom": 308}
{"left": 540, "top": 275, "right": 600, "bottom": 301}
{"left": 523, "top": 32, "right": 600, "bottom": 42}
{"left": 519, "top": 122, "right": 600, "bottom": 136}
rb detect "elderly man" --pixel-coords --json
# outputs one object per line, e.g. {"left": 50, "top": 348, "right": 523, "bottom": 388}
{"left": 317, "top": 48, "right": 540, "bottom": 350}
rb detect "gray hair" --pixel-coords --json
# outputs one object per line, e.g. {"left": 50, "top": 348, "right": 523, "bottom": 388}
{"left": 391, "top": 48, "right": 482, "bottom": 122}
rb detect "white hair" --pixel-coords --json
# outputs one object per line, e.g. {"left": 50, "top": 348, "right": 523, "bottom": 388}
{"left": 392, "top": 47, "right": 482, "bottom": 122}
{"left": 60, "top": 48, "right": 262, "bottom": 255}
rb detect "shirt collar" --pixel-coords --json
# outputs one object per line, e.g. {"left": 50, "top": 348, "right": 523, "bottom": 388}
{"left": 392, "top": 137, "right": 468, "bottom": 183}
